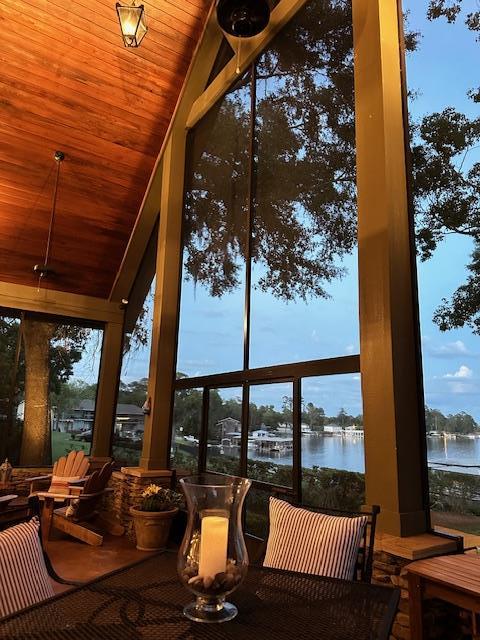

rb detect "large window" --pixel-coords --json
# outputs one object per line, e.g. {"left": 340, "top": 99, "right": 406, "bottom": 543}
{"left": 172, "top": 0, "right": 363, "bottom": 529}
{"left": 112, "top": 276, "right": 155, "bottom": 467}
{"left": 0, "top": 309, "right": 103, "bottom": 466}
{"left": 403, "top": 1, "right": 480, "bottom": 534}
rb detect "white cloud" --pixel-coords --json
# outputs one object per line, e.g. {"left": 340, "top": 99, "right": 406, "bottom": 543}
{"left": 443, "top": 365, "right": 473, "bottom": 379}
{"left": 345, "top": 344, "right": 355, "bottom": 355}
{"left": 428, "top": 340, "right": 471, "bottom": 358}
{"left": 449, "top": 381, "right": 474, "bottom": 394}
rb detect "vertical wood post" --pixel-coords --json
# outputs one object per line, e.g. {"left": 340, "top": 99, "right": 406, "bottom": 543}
{"left": 139, "top": 18, "right": 223, "bottom": 470}
{"left": 92, "top": 319, "right": 124, "bottom": 458}
{"left": 140, "top": 133, "right": 186, "bottom": 470}
{"left": 353, "top": 0, "right": 428, "bottom": 535}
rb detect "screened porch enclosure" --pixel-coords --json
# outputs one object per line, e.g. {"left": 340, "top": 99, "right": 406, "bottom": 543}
{"left": 1, "top": 0, "right": 480, "bottom": 637}
{"left": 1, "top": 0, "right": 478, "bottom": 540}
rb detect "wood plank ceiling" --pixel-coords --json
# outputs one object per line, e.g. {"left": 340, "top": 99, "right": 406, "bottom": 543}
{"left": 0, "top": 0, "right": 210, "bottom": 298}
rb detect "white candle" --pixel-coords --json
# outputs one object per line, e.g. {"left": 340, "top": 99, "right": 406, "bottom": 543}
{"left": 198, "top": 515, "right": 229, "bottom": 579}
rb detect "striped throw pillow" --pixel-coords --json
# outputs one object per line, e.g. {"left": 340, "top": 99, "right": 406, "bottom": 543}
{"left": 263, "top": 497, "right": 368, "bottom": 581}
{"left": 0, "top": 517, "right": 55, "bottom": 618}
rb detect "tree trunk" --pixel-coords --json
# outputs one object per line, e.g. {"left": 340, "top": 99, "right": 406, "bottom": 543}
{"left": 20, "top": 317, "right": 55, "bottom": 466}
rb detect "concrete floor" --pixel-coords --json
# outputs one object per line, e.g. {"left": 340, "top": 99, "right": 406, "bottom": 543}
{"left": 46, "top": 533, "right": 154, "bottom": 593}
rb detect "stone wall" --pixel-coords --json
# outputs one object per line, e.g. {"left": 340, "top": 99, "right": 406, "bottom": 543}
{"left": 105, "top": 467, "right": 174, "bottom": 542}
{"left": 11, "top": 467, "right": 52, "bottom": 494}
{"left": 372, "top": 550, "right": 469, "bottom": 640}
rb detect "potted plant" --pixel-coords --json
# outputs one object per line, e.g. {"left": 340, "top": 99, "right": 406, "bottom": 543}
{"left": 130, "top": 484, "right": 183, "bottom": 551}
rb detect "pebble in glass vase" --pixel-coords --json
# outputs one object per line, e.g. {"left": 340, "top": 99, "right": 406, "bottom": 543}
{"left": 178, "top": 473, "right": 251, "bottom": 623}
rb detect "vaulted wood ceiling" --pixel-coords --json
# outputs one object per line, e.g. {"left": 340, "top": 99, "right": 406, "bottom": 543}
{"left": 0, "top": 0, "right": 210, "bottom": 299}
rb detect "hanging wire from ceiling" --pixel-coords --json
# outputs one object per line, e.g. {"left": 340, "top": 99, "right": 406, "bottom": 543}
{"left": 33, "top": 150, "right": 65, "bottom": 292}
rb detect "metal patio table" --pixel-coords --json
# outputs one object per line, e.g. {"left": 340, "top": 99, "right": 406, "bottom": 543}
{"left": 0, "top": 551, "right": 399, "bottom": 640}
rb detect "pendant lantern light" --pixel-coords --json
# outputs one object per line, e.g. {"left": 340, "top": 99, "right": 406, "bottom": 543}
{"left": 116, "top": 1, "right": 148, "bottom": 47}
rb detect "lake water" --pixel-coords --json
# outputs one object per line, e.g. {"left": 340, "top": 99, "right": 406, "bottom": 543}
{"left": 247, "top": 434, "right": 480, "bottom": 475}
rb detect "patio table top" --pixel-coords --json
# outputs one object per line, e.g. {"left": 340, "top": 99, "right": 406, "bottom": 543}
{"left": 0, "top": 550, "right": 399, "bottom": 640}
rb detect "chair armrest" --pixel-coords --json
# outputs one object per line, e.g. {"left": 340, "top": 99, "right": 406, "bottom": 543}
{"left": 37, "top": 491, "right": 77, "bottom": 501}
{"left": 68, "top": 476, "right": 90, "bottom": 485}
{"left": 29, "top": 475, "right": 52, "bottom": 494}
{"left": 0, "top": 494, "right": 18, "bottom": 511}
{"left": 38, "top": 488, "right": 113, "bottom": 501}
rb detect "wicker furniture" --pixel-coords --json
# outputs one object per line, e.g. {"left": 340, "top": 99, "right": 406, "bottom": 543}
{"left": 0, "top": 550, "right": 400, "bottom": 639}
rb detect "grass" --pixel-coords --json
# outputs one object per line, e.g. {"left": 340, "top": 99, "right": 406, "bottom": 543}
{"left": 51, "top": 431, "right": 91, "bottom": 461}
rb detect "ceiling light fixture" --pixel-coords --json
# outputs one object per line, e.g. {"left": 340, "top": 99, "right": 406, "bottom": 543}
{"left": 116, "top": 1, "right": 148, "bottom": 48}
{"left": 33, "top": 151, "right": 65, "bottom": 290}
{"left": 216, "top": 0, "right": 271, "bottom": 38}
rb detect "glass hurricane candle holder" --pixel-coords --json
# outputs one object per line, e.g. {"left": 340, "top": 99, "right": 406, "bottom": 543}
{"left": 178, "top": 474, "right": 251, "bottom": 623}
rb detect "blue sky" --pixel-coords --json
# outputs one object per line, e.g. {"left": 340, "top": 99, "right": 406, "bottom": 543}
{"left": 405, "top": 0, "right": 480, "bottom": 420}
{"left": 75, "top": 1, "right": 480, "bottom": 420}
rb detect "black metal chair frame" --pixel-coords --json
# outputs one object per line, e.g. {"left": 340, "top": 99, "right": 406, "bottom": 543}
{"left": 255, "top": 494, "right": 380, "bottom": 583}
{"left": 28, "top": 495, "right": 83, "bottom": 586}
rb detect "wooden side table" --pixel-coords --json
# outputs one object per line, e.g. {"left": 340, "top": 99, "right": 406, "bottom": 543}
{"left": 407, "top": 554, "right": 480, "bottom": 639}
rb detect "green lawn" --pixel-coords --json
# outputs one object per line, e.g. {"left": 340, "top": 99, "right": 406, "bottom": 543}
{"left": 51, "top": 431, "right": 91, "bottom": 461}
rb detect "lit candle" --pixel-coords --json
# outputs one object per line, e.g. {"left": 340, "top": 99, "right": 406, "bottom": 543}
{"left": 198, "top": 515, "right": 229, "bottom": 579}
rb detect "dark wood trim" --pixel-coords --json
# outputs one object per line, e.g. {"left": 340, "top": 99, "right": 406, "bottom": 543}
{"left": 292, "top": 378, "right": 302, "bottom": 503}
{"left": 198, "top": 387, "right": 209, "bottom": 473}
{"left": 174, "top": 355, "right": 360, "bottom": 390}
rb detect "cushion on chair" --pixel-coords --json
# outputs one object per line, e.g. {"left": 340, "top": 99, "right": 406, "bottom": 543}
{"left": 0, "top": 517, "right": 55, "bottom": 618}
{"left": 263, "top": 497, "right": 368, "bottom": 580}
{"left": 49, "top": 475, "right": 81, "bottom": 494}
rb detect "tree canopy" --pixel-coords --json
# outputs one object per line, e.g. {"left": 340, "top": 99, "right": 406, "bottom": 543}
{"left": 183, "top": 0, "right": 480, "bottom": 335}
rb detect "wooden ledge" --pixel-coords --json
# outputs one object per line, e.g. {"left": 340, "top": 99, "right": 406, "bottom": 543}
{"left": 375, "top": 531, "right": 459, "bottom": 560}
{"left": 119, "top": 467, "right": 173, "bottom": 479}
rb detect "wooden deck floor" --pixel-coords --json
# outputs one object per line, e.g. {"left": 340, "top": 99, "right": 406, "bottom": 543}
{"left": 46, "top": 533, "right": 154, "bottom": 593}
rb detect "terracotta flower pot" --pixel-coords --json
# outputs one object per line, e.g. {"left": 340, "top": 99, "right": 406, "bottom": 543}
{"left": 130, "top": 506, "right": 179, "bottom": 551}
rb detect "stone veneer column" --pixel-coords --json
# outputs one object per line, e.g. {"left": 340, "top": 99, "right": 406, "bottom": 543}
{"left": 108, "top": 467, "right": 174, "bottom": 541}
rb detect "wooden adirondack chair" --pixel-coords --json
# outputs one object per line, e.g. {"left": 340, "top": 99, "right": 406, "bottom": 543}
{"left": 28, "top": 450, "right": 91, "bottom": 497}
{"left": 38, "top": 461, "right": 123, "bottom": 546}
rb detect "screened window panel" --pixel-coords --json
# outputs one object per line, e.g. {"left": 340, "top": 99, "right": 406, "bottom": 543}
{"left": 0, "top": 310, "right": 103, "bottom": 465}
{"left": 300, "top": 374, "right": 364, "bottom": 511}
{"left": 249, "top": 0, "right": 359, "bottom": 368}
{"left": 206, "top": 387, "right": 242, "bottom": 475}
{"left": 247, "top": 382, "right": 293, "bottom": 487}
{"left": 171, "top": 388, "right": 202, "bottom": 472}
{"left": 176, "top": 72, "right": 251, "bottom": 379}
{"left": 403, "top": 0, "right": 480, "bottom": 535}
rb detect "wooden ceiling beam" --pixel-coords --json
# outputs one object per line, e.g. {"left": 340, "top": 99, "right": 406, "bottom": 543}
{"left": 187, "top": 0, "right": 309, "bottom": 130}
{"left": 0, "top": 281, "right": 124, "bottom": 324}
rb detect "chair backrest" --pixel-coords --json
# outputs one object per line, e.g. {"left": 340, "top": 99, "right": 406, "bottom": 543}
{"left": 299, "top": 503, "right": 380, "bottom": 583}
{"left": 72, "top": 461, "right": 114, "bottom": 521}
{"left": 52, "top": 449, "right": 90, "bottom": 478}
{"left": 259, "top": 492, "right": 379, "bottom": 583}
